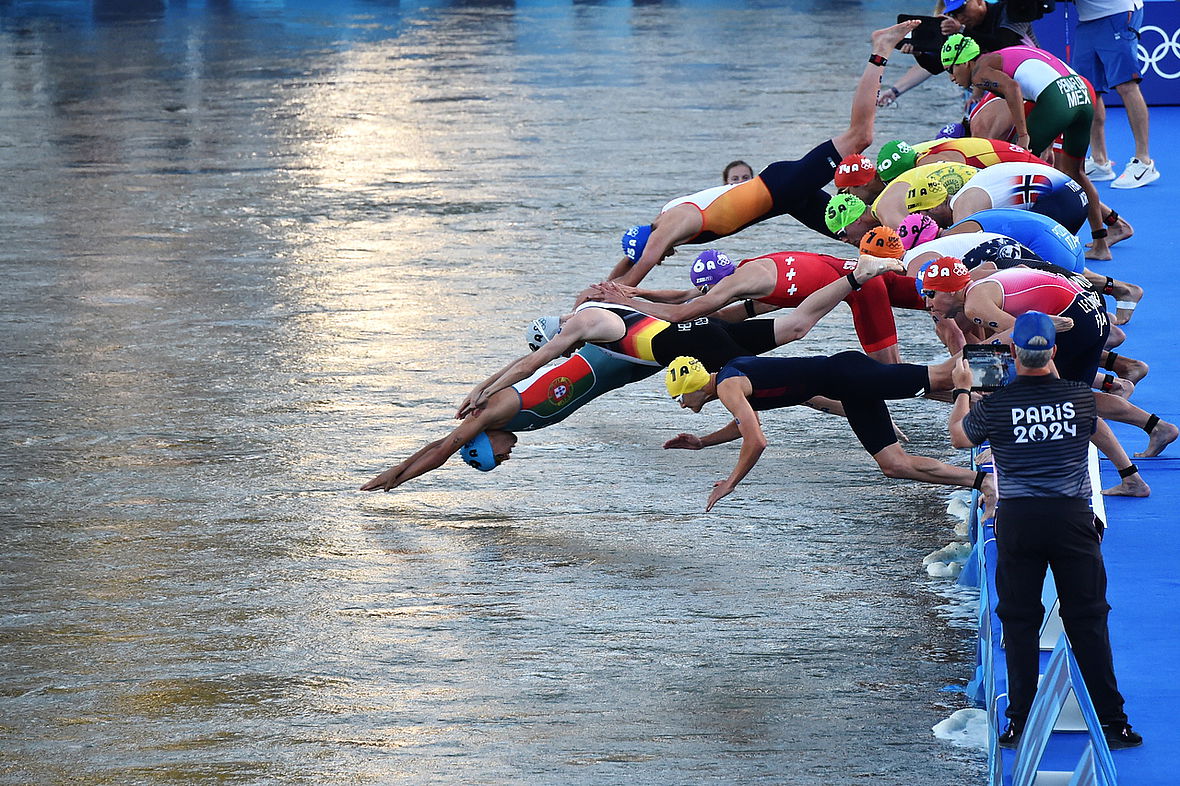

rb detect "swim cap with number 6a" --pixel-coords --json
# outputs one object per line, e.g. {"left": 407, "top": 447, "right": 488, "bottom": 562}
{"left": 665, "top": 356, "right": 710, "bottom": 397}
{"left": 941, "top": 34, "right": 981, "bottom": 69}
{"left": 689, "top": 250, "right": 735, "bottom": 290}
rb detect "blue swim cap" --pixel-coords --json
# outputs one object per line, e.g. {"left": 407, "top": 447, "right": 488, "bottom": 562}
{"left": 915, "top": 260, "right": 935, "bottom": 297}
{"left": 621, "top": 224, "right": 653, "bottom": 262}
{"left": 460, "top": 432, "right": 498, "bottom": 471}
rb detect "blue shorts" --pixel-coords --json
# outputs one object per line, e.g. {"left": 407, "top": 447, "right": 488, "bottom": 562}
{"left": 1074, "top": 7, "right": 1143, "bottom": 94}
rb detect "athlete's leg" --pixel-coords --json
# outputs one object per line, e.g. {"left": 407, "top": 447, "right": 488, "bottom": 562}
{"left": 831, "top": 21, "right": 919, "bottom": 158}
{"left": 1082, "top": 271, "right": 1142, "bottom": 326}
{"left": 1094, "top": 392, "right": 1179, "bottom": 458}
{"left": 1091, "top": 417, "right": 1150, "bottom": 496}
{"left": 872, "top": 442, "right": 995, "bottom": 497}
{"left": 1100, "top": 349, "right": 1148, "bottom": 383}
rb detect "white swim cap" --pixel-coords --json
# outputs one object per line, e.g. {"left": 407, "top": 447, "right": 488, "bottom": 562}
{"left": 526, "top": 315, "right": 562, "bottom": 352}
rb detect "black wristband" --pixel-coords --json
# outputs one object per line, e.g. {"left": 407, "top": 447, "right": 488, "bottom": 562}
{"left": 845, "top": 272, "right": 862, "bottom": 291}
{"left": 869, "top": 53, "right": 888, "bottom": 67}
{"left": 972, "top": 470, "right": 987, "bottom": 491}
{"left": 952, "top": 388, "right": 971, "bottom": 400}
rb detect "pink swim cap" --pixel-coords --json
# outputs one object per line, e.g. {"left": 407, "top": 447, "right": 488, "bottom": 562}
{"left": 896, "top": 213, "right": 940, "bottom": 250}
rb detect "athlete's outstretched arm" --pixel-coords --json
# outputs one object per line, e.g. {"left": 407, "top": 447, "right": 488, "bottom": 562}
{"left": 707, "top": 376, "right": 765, "bottom": 512}
{"left": 664, "top": 419, "right": 743, "bottom": 450}
{"left": 590, "top": 270, "right": 764, "bottom": 324}
{"left": 362, "top": 395, "right": 517, "bottom": 491}
{"left": 831, "top": 21, "right": 920, "bottom": 158}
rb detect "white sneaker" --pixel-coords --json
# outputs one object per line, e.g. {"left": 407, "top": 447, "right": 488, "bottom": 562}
{"left": 1112, "top": 158, "right": 1160, "bottom": 189}
{"left": 1086, "top": 157, "right": 1115, "bottom": 181}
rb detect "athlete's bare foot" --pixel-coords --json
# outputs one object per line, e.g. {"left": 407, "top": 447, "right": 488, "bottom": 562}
{"left": 1102, "top": 473, "right": 1150, "bottom": 497}
{"left": 1104, "top": 376, "right": 1135, "bottom": 399}
{"left": 1108, "top": 280, "right": 1143, "bottom": 325}
{"left": 1086, "top": 238, "right": 1112, "bottom": 261}
{"left": 871, "top": 19, "right": 921, "bottom": 55}
{"left": 1108, "top": 215, "right": 1134, "bottom": 246}
{"left": 1115, "top": 355, "right": 1149, "bottom": 383}
{"left": 1135, "top": 418, "right": 1179, "bottom": 458}
{"left": 1086, "top": 215, "right": 1134, "bottom": 249}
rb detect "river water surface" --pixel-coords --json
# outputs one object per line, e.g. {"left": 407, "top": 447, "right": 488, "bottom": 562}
{"left": 1, "top": 1, "right": 984, "bottom": 783}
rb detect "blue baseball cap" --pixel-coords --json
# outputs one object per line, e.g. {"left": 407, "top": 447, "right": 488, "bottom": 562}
{"left": 1012, "top": 310, "right": 1056, "bottom": 350}
{"left": 944, "top": 0, "right": 968, "bottom": 13}
{"left": 460, "top": 432, "right": 498, "bottom": 471}
{"left": 689, "top": 250, "right": 735, "bottom": 291}
{"left": 621, "top": 224, "right": 653, "bottom": 262}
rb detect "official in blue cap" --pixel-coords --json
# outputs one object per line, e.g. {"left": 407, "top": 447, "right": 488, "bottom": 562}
{"left": 947, "top": 310, "right": 1144, "bottom": 752}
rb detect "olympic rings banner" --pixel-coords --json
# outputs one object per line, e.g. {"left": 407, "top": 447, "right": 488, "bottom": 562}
{"left": 1035, "top": 0, "right": 1180, "bottom": 106}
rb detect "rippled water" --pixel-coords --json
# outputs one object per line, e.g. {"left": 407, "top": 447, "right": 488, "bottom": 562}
{"left": 2, "top": 2, "right": 984, "bottom": 783}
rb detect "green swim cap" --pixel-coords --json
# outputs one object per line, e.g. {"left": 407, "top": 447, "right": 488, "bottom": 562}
{"left": 941, "top": 34, "right": 981, "bottom": 69}
{"left": 876, "top": 140, "right": 918, "bottom": 183}
{"left": 824, "top": 193, "right": 867, "bottom": 234}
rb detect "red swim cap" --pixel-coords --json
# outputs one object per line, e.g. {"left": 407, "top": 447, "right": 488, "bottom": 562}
{"left": 834, "top": 154, "right": 876, "bottom": 188}
{"left": 921, "top": 256, "right": 971, "bottom": 293}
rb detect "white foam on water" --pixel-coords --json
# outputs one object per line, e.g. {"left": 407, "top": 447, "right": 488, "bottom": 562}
{"left": 932, "top": 708, "right": 989, "bottom": 749}
{"left": 924, "top": 541, "right": 972, "bottom": 578}
{"left": 946, "top": 489, "right": 973, "bottom": 522}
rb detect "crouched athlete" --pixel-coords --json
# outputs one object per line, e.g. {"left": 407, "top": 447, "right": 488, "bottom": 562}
{"left": 661, "top": 352, "right": 994, "bottom": 511}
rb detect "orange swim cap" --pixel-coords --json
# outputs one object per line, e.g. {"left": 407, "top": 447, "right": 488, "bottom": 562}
{"left": 858, "top": 226, "right": 906, "bottom": 259}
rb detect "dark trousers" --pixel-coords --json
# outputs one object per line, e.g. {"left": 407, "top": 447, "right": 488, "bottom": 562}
{"left": 995, "top": 497, "right": 1128, "bottom": 727}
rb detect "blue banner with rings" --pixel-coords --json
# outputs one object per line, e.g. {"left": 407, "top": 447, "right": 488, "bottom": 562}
{"left": 1036, "top": 0, "right": 1180, "bottom": 106}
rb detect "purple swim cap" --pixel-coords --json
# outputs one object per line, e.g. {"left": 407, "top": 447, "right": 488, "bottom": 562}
{"left": 689, "top": 250, "right": 735, "bottom": 291}
{"left": 896, "top": 213, "right": 940, "bottom": 250}
{"left": 936, "top": 121, "right": 966, "bottom": 140}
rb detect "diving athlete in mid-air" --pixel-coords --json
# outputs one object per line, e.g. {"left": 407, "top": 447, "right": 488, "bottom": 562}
{"left": 361, "top": 255, "right": 903, "bottom": 491}
{"left": 661, "top": 353, "right": 995, "bottom": 512}
{"left": 597, "top": 20, "right": 920, "bottom": 291}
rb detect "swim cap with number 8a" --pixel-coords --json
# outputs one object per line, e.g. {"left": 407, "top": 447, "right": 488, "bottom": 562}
{"left": 665, "top": 356, "right": 710, "bottom": 398}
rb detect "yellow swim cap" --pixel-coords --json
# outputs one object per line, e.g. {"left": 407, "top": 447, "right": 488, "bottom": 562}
{"left": 905, "top": 178, "right": 948, "bottom": 212}
{"left": 665, "top": 356, "right": 710, "bottom": 398}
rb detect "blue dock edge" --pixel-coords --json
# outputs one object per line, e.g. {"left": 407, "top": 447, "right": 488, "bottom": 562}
{"left": 954, "top": 108, "right": 1180, "bottom": 782}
